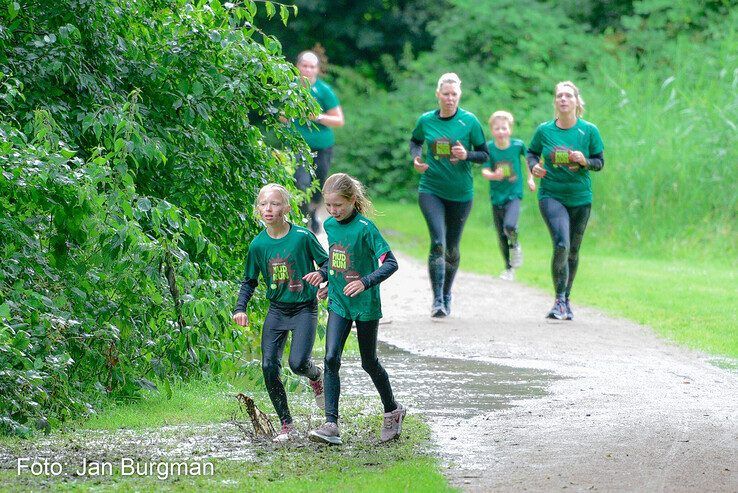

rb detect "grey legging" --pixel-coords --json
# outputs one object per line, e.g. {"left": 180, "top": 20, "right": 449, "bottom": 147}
{"left": 492, "top": 198, "right": 521, "bottom": 270}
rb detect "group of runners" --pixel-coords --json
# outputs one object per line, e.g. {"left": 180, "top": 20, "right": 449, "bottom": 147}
{"left": 232, "top": 51, "right": 605, "bottom": 444}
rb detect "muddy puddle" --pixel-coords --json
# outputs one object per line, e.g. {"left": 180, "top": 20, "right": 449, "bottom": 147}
{"left": 341, "top": 341, "right": 559, "bottom": 470}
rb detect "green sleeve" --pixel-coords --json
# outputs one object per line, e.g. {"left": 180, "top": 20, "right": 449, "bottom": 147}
{"left": 243, "top": 245, "right": 261, "bottom": 281}
{"left": 470, "top": 117, "right": 486, "bottom": 147}
{"left": 307, "top": 230, "right": 328, "bottom": 267}
{"left": 589, "top": 123, "right": 604, "bottom": 155}
{"left": 367, "top": 223, "right": 391, "bottom": 260}
{"left": 321, "top": 83, "right": 340, "bottom": 111}
{"left": 529, "top": 126, "right": 543, "bottom": 154}
{"left": 411, "top": 115, "right": 425, "bottom": 141}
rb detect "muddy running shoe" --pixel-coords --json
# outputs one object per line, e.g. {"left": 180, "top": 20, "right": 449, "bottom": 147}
{"left": 273, "top": 423, "right": 299, "bottom": 443}
{"left": 308, "top": 422, "right": 342, "bottom": 445}
{"left": 499, "top": 268, "right": 515, "bottom": 281}
{"left": 565, "top": 298, "right": 574, "bottom": 321}
{"left": 431, "top": 298, "right": 447, "bottom": 318}
{"left": 510, "top": 244, "right": 523, "bottom": 268}
{"left": 443, "top": 293, "right": 452, "bottom": 315}
{"left": 380, "top": 403, "right": 407, "bottom": 443}
{"left": 546, "top": 298, "right": 568, "bottom": 320}
{"left": 309, "top": 367, "right": 325, "bottom": 410}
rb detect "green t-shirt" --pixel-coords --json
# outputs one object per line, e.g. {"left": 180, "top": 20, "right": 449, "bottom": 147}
{"left": 528, "top": 118, "right": 604, "bottom": 207}
{"left": 482, "top": 138, "right": 527, "bottom": 206}
{"left": 293, "top": 79, "right": 340, "bottom": 150}
{"left": 324, "top": 213, "right": 391, "bottom": 321}
{"left": 411, "top": 108, "right": 486, "bottom": 202}
{"left": 243, "top": 224, "right": 328, "bottom": 303}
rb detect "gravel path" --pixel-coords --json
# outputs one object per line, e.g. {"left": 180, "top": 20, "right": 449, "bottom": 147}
{"left": 378, "top": 252, "right": 738, "bottom": 492}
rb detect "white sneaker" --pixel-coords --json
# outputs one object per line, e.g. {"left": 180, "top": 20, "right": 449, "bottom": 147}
{"left": 510, "top": 244, "right": 523, "bottom": 268}
{"left": 500, "top": 269, "right": 515, "bottom": 281}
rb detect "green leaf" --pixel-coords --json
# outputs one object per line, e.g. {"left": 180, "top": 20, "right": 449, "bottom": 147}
{"left": 279, "top": 5, "right": 289, "bottom": 26}
{"left": 137, "top": 197, "right": 151, "bottom": 212}
{"left": 264, "top": 1, "right": 275, "bottom": 19}
{"left": 0, "top": 303, "right": 10, "bottom": 319}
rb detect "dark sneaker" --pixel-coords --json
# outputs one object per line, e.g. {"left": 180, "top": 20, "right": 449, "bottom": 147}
{"left": 510, "top": 243, "right": 523, "bottom": 268}
{"left": 308, "top": 367, "right": 325, "bottom": 410}
{"left": 380, "top": 403, "right": 406, "bottom": 442}
{"left": 309, "top": 422, "right": 341, "bottom": 445}
{"left": 431, "top": 299, "right": 447, "bottom": 318}
{"left": 546, "top": 298, "right": 567, "bottom": 320}
{"left": 443, "top": 294, "right": 452, "bottom": 315}
{"left": 273, "top": 423, "right": 299, "bottom": 443}
{"left": 565, "top": 299, "right": 574, "bottom": 320}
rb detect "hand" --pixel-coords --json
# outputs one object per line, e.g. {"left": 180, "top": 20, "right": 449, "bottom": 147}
{"left": 413, "top": 156, "right": 429, "bottom": 174}
{"left": 450, "top": 141, "right": 467, "bottom": 163}
{"left": 531, "top": 163, "right": 547, "bottom": 178}
{"left": 232, "top": 312, "right": 249, "bottom": 327}
{"left": 567, "top": 150, "right": 586, "bottom": 170}
{"left": 527, "top": 176, "right": 537, "bottom": 192}
{"left": 317, "top": 284, "right": 328, "bottom": 300}
{"left": 303, "top": 271, "right": 323, "bottom": 286}
{"left": 482, "top": 168, "right": 504, "bottom": 181}
{"left": 278, "top": 115, "right": 289, "bottom": 124}
{"left": 343, "top": 280, "right": 365, "bottom": 297}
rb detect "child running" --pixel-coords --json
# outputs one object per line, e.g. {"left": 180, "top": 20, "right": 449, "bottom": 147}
{"left": 232, "top": 184, "right": 328, "bottom": 443}
{"left": 303, "top": 173, "right": 405, "bottom": 445}
{"left": 481, "top": 111, "right": 536, "bottom": 281}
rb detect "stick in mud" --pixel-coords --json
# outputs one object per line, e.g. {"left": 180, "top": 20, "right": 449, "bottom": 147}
{"left": 236, "top": 393, "right": 275, "bottom": 438}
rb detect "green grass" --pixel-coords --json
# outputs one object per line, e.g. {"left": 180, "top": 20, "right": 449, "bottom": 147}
{"left": 1, "top": 352, "right": 452, "bottom": 492}
{"left": 373, "top": 188, "right": 738, "bottom": 359}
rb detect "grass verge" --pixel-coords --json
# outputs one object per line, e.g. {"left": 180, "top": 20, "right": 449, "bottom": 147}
{"left": 0, "top": 352, "right": 452, "bottom": 492}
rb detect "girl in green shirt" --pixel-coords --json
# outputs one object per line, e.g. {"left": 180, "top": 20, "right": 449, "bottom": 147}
{"left": 232, "top": 184, "right": 328, "bottom": 442}
{"left": 304, "top": 173, "right": 405, "bottom": 445}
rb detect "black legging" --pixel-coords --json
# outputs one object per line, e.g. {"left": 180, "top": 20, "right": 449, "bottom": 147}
{"left": 418, "top": 192, "right": 473, "bottom": 303}
{"left": 294, "top": 146, "right": 333, "bottom": 213}
{"left": 323, "top": 311, "right": 397, "bottom": 423}
{"left": 492, "top": 198, "right": 521, "bottom": 270}
{"left": 261, "top": 300, "right": 321, "bottom": 425}
{"left": 539, "top": 197, "right": 591, "bottom": 299}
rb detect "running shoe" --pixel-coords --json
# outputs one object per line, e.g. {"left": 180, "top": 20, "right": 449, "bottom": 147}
{"left": 380, "top": 403, "right": 407, "bottom": 442}
{"left": 510, "top": 244, "right": 523, "bottom": 268}
{"left": 431, "top": 299, "right": 447, "bottom": 318}
{"left": 308, "top": 367, "right": 325, "bottom": 410}
{"left": 546, "top": 298, "right": 568, "bottom": 320}
{"left": 565, "top": 298, "right": 574, "bottom": 321}
{"left": 273, "top": 422, "right": 299, "bottom": 443}
{"left": 308, "top": 422, "right": 342, "bottom": 445}
{"left": 499, "top": 268, "right": 515, "bottom": 281}
{"left": 443, "top": 293, "right": 452, "bottom": 315}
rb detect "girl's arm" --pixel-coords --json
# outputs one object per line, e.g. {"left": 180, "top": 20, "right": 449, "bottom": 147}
{"left": 464, "top": 141, "right": 490, "bottom": 163}
{"left": 234, "top": 278, "right": 258, "bottom": 314}
{"left": 360, "top": 251, "right": 398, "bottom": 289}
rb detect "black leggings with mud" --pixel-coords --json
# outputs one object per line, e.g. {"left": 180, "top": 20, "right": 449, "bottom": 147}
{"left": 261, "top": 300, "right": 321, "bottom": 425}
{"left": 539, "top": 197, "right": 591, "bottom": 299}
{"left": 323, "top": 311, "right": 397, "bottom": 423}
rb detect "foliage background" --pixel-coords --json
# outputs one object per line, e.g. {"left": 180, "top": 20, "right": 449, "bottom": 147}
{"left": 2, "top": 0, "right": 736, "bottom": 436}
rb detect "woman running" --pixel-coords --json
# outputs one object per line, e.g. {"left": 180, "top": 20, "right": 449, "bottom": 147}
{"left": 527, "top": 81, "right": 605, "bottom": 320}
{"left": 410, "top": 73, "right": 489, "bottom": 317}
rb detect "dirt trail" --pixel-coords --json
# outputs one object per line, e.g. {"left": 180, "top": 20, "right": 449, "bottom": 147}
{"left": 377, "top": 252, "right": 738, "bottom": 492}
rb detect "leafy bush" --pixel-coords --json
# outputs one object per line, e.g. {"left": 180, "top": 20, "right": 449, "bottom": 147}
{"left": 0, "top": 0, "right": 317, "bottom": 436}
